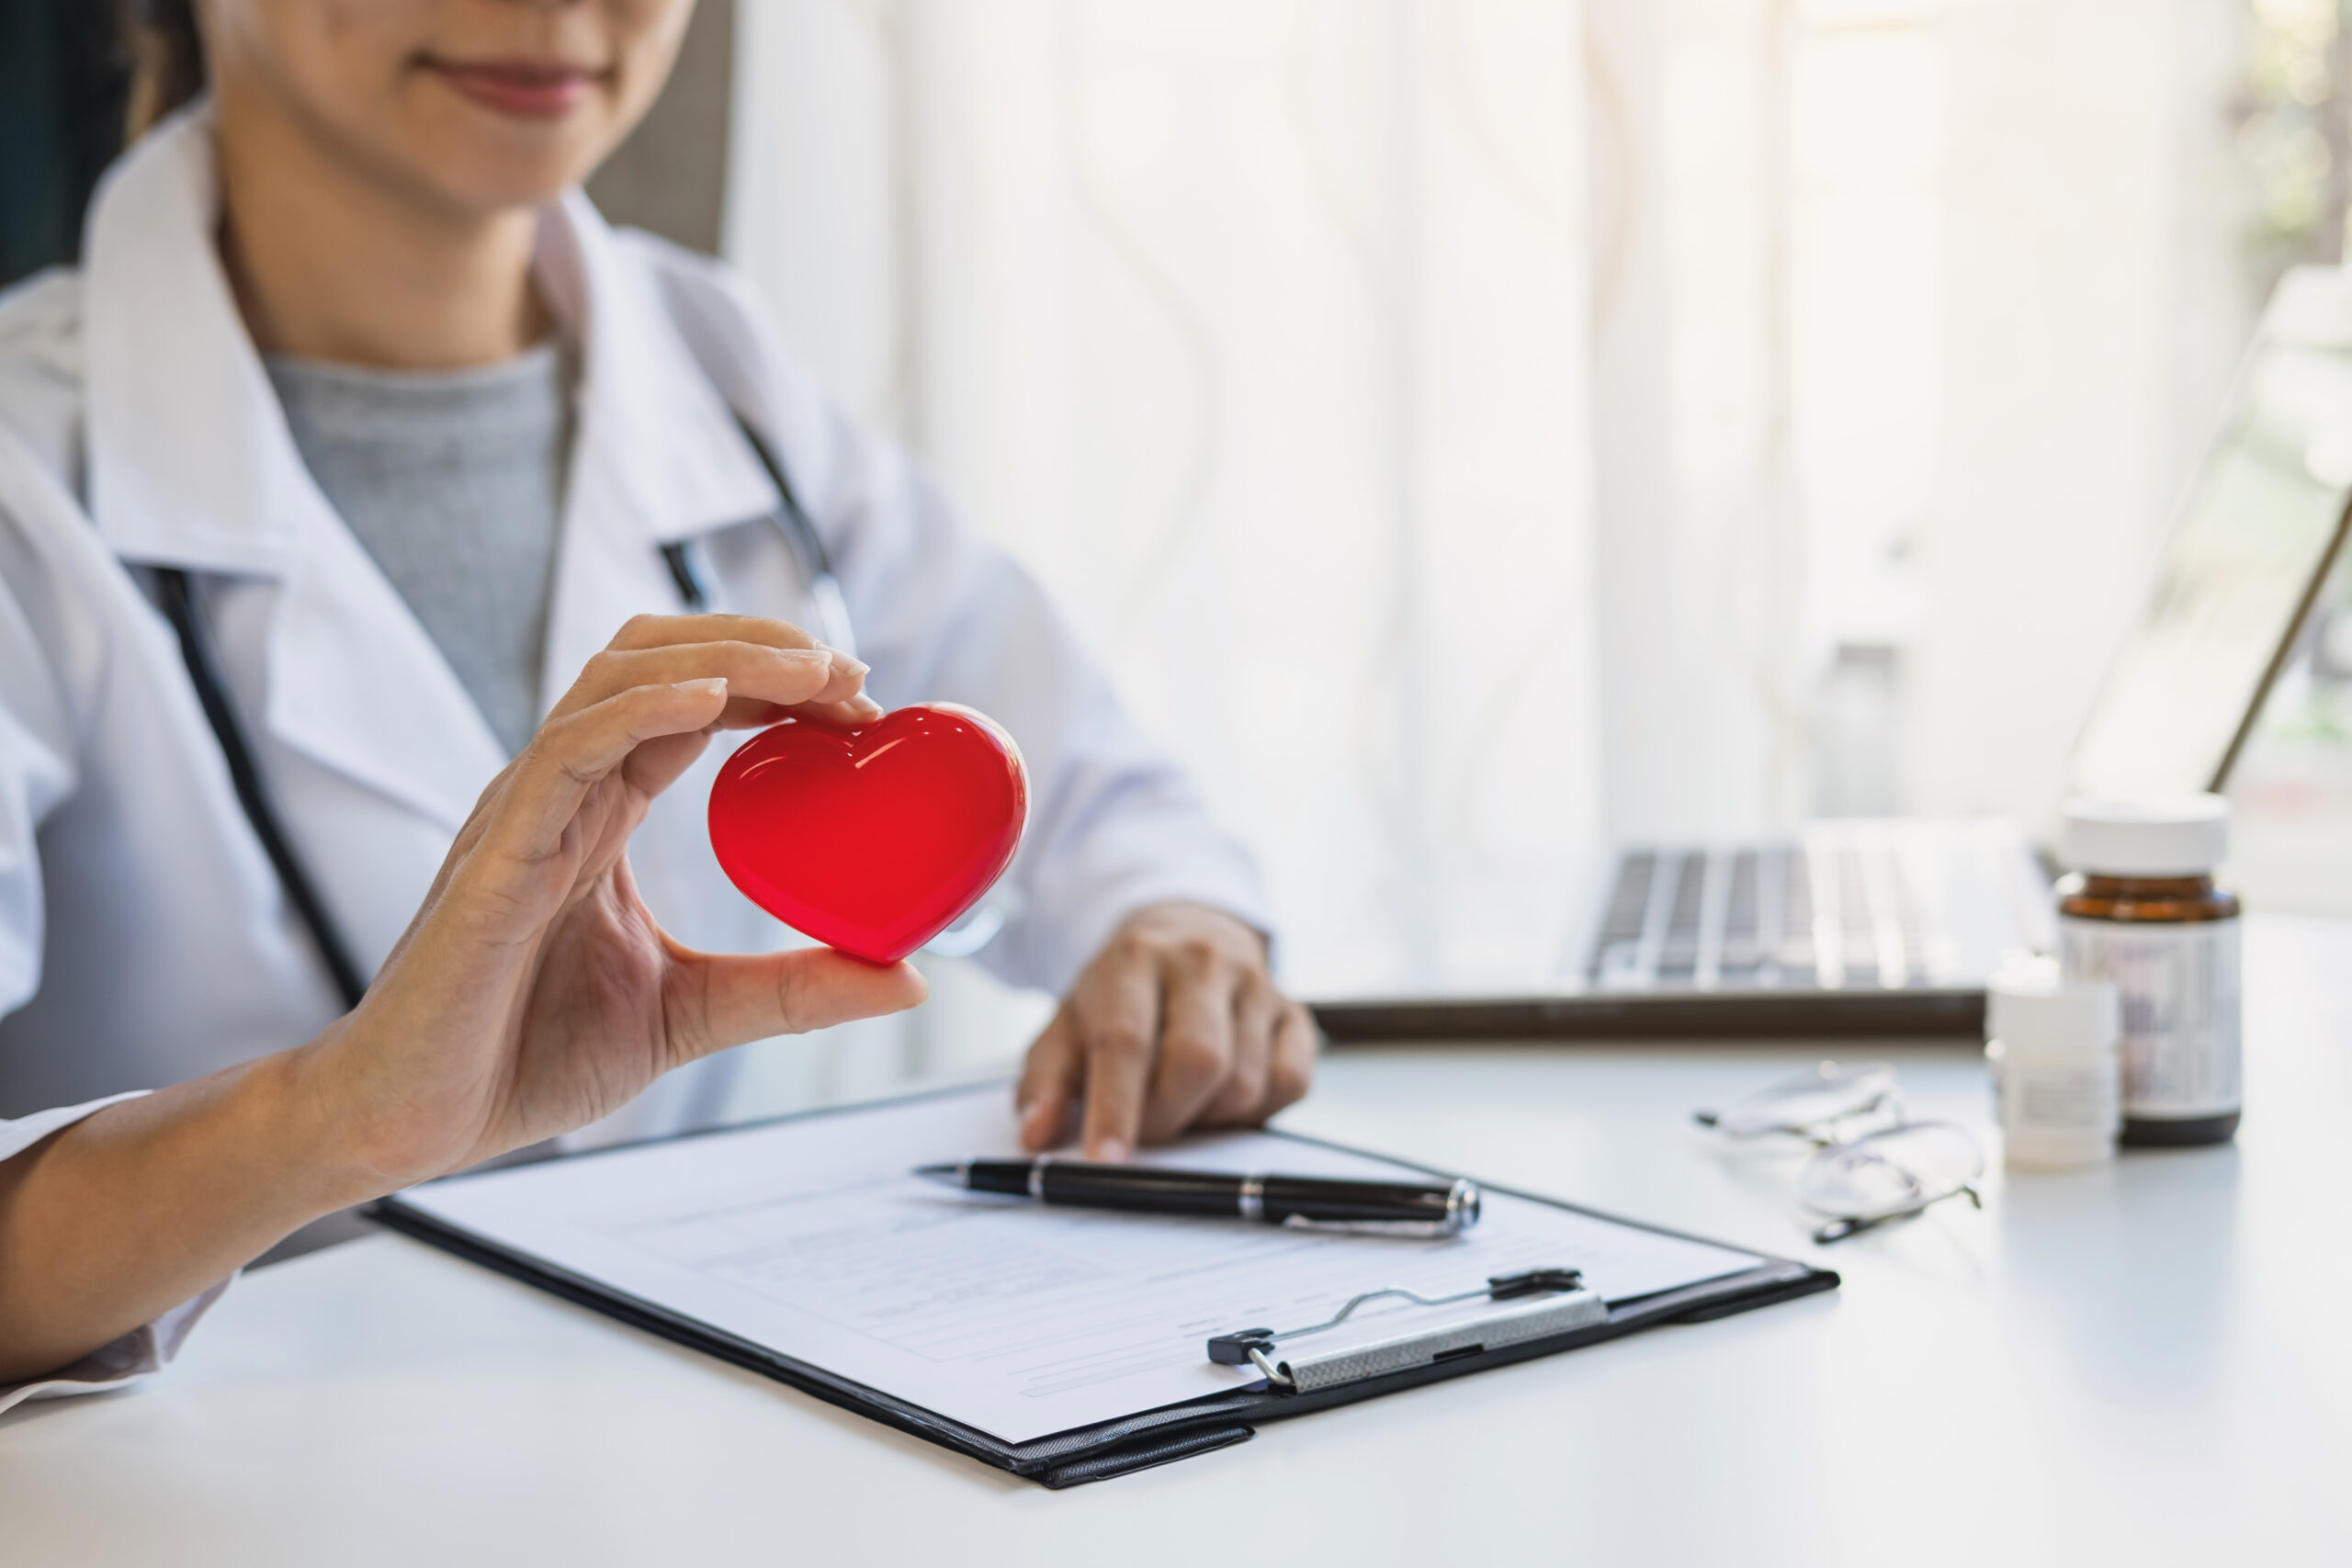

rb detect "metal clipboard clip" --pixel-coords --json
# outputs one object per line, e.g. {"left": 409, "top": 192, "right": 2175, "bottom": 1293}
{"left": 1205, "top": 1267, "right": 1607, "bottom": 1394}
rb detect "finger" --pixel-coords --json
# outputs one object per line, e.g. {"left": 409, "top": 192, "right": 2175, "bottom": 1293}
{"left": 1015, "top": 1010, "right": 1084, "bottom": 1152}
{"left": 596, "top": 615, "right": 877, "bottom": 725}
{"left": 616, "top": 728, "right": 718, "bottom": 803}
{"left": 606, "top": 612, "right": 825, "bottom": 656}
{"left": 1138, "top": 945, "right": 1239, "bottom": 1145}
{"left": 484, "top": 679, "right": 733, "bottom": 870}
{"left": 1263, "top": 1003, "right": 1319, "bottom": 1120}
{"left": 1075, "top": 955, "right": 1163, "bottom": 1162}
{"left": 1201, "top": 974, "right": 1279, "bottom": 1126}
{"left": 665, "top": 942, "right": 928, "bottom": 1062}
{"left": 550, "top": 641, "right": 862, "bottom": 726}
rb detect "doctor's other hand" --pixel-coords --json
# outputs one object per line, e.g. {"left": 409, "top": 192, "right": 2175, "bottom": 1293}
{"left": 1014, "top": 903, "right": 1318, "bottom": 1160}
{"left": 307, "top": 614, "right": 923, "bottom": 1191}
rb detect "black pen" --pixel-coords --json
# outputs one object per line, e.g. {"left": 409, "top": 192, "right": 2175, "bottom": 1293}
{"left": 913, "top": 1157, "right": 1480, "bottom": 1235}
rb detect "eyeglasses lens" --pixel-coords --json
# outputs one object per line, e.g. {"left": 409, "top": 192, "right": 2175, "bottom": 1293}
{"left": 1796, "top": 1122, "right": 1984, "bottom": 1222}
{"left": 1710, "top": 1061, "right": 1898, "bottom": 1138}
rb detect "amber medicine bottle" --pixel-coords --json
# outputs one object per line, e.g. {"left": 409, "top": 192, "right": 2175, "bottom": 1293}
{"left": 2054, "top": 796, "right": 2241, "bottom": 1146}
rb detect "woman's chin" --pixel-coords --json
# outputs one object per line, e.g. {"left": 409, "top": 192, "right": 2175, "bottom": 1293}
{"left": 399, "top": 134, "right": 610, "bottom": 220}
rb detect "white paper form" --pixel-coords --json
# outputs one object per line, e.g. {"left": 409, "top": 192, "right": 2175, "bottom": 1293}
{"left": 398, "top": 1086, "right": 1763, "bottom": 1443}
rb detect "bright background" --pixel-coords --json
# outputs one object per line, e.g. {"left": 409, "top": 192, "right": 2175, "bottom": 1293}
{"left": 683, "top": 0, "right": 2352, "bottom": 1113}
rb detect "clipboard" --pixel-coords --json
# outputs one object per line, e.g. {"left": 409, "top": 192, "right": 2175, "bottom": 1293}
{"left": 370, "top": 1085, "right": 1838, "bottom": 1489}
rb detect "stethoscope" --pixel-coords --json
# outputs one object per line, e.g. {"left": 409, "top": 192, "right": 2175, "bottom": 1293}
{"left": 658, "top": 418, "right": 854, "bottom": 652}
{"left": 151, "top": 416, "right": 847, "bottom": 1011}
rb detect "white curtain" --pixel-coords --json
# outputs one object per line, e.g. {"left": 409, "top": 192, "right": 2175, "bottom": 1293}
{"left": 721, "top": 0, "right": 1605, "bottom": 1100}
{"left": 1906, "top": 0, "right": 2248, "bottom": 831}
{"left": 1584, "top": 0, "right": 2253, "bottom": 841}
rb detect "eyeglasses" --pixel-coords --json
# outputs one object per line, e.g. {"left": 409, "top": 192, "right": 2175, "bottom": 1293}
{"left": 1695, "top": 1061, "right": 1984, "bottom": 1245}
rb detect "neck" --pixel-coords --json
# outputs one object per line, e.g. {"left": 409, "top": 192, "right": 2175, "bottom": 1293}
{"left": 213, "top": 95, "right": 549, "bottom": 369}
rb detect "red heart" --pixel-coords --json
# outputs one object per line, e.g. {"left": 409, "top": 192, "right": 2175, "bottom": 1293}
{"left": 707, "top": 703, "right": 1028, "bottom": 964}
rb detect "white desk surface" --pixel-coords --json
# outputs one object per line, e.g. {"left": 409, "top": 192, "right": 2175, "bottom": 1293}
{"left": 6, "top": 916, "right": 2350, "bottom": 1567}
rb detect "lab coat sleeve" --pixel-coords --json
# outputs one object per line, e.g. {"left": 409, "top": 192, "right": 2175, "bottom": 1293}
{"left": 0, "top": 445, "right": 78, "bottom": 1025}
{"left": 0, "top": 431, "right": 233, "bottom": 1415}
{"left": 0, "top": 1093, "right": 235, "bottom": 1416}
{"left": 805, "top": 402, "right": 1272, "bottom": 996}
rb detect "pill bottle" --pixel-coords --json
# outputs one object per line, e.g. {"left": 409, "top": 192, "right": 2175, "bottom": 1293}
{"left": 2055, "top": 796, "right": 2241, "bottom": 1146}
{"left": 1984, "top": 970, "right": 2120, "bottom": 1168}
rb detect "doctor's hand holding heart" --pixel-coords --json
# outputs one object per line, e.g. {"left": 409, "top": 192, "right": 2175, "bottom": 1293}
{"left": 0, "top": 0, "right": 1314, "bottom": 1394}
{"left": 0, "top": 615, "right": 925, "bottom": 1382}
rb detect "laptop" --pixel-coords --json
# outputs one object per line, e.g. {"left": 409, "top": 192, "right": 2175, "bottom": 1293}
{"left": 1311, "top": 265, "right": 2352, "bottom": 1043}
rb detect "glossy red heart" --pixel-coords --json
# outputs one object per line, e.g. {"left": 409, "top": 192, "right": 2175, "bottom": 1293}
{"left": 707, "top": 703, "right": 1028, "bottom": 964}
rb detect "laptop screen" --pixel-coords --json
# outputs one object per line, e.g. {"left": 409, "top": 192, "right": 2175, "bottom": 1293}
{"left": 2068, "top": 286, "right": 2352, "bottom": 800}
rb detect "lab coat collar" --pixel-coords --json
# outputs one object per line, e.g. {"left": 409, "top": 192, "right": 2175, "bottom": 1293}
{"left": 79, "top": 108, "right": 778, "bottom": 829}
{"left": 537, "top": 188, "right": 779, "bottom": 547}
{"left": 530, "top": 189, "right": 782, "bottom": 708}
{"left": 83, "top": 104, "right": 300, "bottom": 575}
{"left": 80, "top": 106, "right": 502, "bottom": 829}
{"left": 82, "top": 107, "right": 778, "bottom": 571}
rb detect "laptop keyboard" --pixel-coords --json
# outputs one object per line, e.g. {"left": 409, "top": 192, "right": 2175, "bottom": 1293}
{"left": 1587, "top": 836, "right": 1937, "bottom": 992}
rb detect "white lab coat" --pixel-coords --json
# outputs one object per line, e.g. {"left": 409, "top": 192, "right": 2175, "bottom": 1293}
{"left": 0, "top": 107, "right": 1265, "bottom": 1409}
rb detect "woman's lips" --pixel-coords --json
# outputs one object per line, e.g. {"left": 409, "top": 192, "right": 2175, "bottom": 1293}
{"left": 425, "top": 60, "right": 603, "bottom": 119}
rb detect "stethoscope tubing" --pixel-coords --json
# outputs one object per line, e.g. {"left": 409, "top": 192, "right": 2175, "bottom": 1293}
{"left": 152, "top": 565, "right": 373, "bottom": 1009}
{"left": 150, "top": 412, "right": 842, "bottom": 1011}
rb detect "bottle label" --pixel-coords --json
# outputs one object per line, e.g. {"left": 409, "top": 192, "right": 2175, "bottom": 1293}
{"left": 2010, "top": 1059, "right": 2117, "bottom": 1131}
{"left": 2058, "top": 917, "right": 2241, "bottom": 1118}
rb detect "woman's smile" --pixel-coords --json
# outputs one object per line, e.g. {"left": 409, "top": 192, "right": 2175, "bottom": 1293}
{"left": 416, "top": 55, "right": 608, "bottom": 120}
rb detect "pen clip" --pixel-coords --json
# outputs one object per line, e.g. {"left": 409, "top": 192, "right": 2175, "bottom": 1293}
{"left": 1206, "top": 1266, "right": 1598, "bottom": 1392}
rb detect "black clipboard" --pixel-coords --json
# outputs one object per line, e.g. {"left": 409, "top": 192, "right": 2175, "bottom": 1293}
{"left": 369, "top": 1085, "right": 1838, "bottom": 1489}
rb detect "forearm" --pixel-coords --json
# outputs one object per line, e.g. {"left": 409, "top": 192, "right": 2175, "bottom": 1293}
{"left": 0, "top": 1045, "right": 371, "bottom": 1382}
{"left": 0, "top": 616, "right": 909, "bottom": 1387}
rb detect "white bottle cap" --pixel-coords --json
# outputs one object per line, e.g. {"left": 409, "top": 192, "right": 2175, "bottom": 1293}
{"left": 2060, "top": 795, "right": 2228, "bottom": 876}
{"left": 1985, "top": 972, "right": 2120, "bottom": 1055}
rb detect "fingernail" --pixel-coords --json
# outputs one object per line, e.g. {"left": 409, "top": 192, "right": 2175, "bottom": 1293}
{"left": 829, "top": 649, "right": 872, "bottom": 678}
{"left": 682, "top": 677, "right": 728, "bottom": 696}
{"left": 1094, "top": 1136, "right": 1131, "bottom": 1163}
{"left": 777, "top": 648, "right": 832, "bottom": 665}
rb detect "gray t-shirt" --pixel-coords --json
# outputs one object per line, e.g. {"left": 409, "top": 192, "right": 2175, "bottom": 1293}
{"left": 266, "top": 344, "right": 571, "bottom": 756}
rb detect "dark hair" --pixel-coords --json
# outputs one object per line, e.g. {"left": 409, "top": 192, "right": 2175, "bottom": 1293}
{"left": 125, "top": 0, "right": 205, "bottom": 139}
{"left": 0, "top": 0, "right": 142, "bottom": 285}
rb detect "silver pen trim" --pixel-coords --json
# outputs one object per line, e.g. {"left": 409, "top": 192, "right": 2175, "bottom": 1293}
{"left": 1028, "top": 1155, "right": 1053, "bottom": 1201}
{"left": 1238, "top": 1175, "right": 1265, "bottom": 1222}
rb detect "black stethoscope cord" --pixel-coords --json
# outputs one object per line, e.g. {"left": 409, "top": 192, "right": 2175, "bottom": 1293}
{"left": 149, "top": 414, "right": 837, "bottom": 1016}
{"left": 152, "top": 566, "right": 372, "bottom": 1010}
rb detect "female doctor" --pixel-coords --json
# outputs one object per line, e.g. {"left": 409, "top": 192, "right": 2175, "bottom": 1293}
{"left": 0, "top": 0, "right": 1315, "bottom": 1396}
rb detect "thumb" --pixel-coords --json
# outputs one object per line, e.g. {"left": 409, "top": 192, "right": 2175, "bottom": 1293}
{"left": 666, "top": 942, "right": 928, "bottom": 1062}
